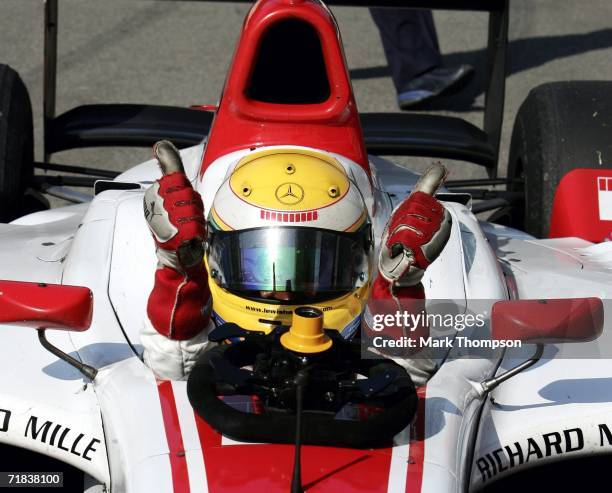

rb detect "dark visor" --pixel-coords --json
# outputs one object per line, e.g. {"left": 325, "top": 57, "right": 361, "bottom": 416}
{"left": 207, "top": 227, "right": 370, "bottom": 303}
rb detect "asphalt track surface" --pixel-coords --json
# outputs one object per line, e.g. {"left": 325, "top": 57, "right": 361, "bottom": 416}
{"left": 1, "top": 0, "right": 612, "bottom": 206}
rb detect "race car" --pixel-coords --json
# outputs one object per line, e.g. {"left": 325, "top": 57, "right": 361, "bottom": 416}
{"left": 0, "top": 1, "right": 611, "bottom": 492}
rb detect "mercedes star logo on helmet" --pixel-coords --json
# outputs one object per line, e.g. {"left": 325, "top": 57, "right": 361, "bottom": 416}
{"left": 275, "top": 183, "right": 304, "bottom": 205}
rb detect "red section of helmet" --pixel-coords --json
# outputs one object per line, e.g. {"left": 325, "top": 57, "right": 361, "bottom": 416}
{"left": 260, "top": 209, "right": 318, "bottom": 222}
{"left": 549, "top": 168, "right": 612, "bottom": 242}
{"left": 200, "top": 0, "right": 369, "bottom": 177}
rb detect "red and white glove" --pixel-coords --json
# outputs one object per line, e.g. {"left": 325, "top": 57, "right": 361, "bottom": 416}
{"left": 378, "top": 164, "right": 452, "bottom": 289}
{"left": 363, "top": 164, "right": 452, "bottom": 385}
{"left": 142, "top": 140, "right": 212, "bottom": 379}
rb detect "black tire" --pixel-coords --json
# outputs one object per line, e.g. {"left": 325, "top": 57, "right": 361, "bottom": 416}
{"left": 507, "top": 81, "right": 612, "bottom": 237}
{"left": 0, "top": 64, "right": 34, "bottom": 222}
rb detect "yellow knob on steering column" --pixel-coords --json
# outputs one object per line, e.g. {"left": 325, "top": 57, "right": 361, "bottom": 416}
{"left": 280, "top": 307, "right": 333, "bottom": 354}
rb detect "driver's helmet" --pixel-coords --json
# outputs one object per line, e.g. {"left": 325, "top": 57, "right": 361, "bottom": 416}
{"left": 206, "top": 147, "right": 372, "bottom": 337}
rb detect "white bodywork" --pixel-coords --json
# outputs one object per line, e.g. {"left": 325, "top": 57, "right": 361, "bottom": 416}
{"left": 0, "top": 143, "right": 610, "bottom": 492}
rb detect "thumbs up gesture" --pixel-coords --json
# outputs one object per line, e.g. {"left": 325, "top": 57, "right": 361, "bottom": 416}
{"left": 143, "top": 140, "right": 206, "bottom": 273}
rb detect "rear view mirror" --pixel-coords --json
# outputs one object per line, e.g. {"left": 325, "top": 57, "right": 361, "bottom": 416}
{"left": 480, "top": 297, "right": 604, "bottom": 394}
{"left": 492, "top": 297, "right": 604, "bottom": 344}
{"left": 0, "top": 280, "right": 93, "bottom": 331}
{"left": 0, "top": 280, "right": 96, "bottom": 380}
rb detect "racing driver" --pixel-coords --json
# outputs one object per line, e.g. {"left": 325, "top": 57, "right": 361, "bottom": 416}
{"left": 141, "top": 141, "right": 451, "bottom": 382}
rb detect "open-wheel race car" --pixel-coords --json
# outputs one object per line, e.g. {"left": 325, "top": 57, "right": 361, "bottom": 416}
{"left": 1, "top": 1, "right": 612, "bottom": 492}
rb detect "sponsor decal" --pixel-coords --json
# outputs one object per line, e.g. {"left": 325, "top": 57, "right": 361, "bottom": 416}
{"left": 275, "top": 183, "right": 304, "bottom": 205}
{"left": 598, "top": 177, "right": 612, "bottom": 221}
{"left": 0, "top": 409, "right": 11, "bottom": 432}
{"left": 24, "top": 415, "right": 100, "bottom": 461}
{"left": 476, "top": 423, "right": 612, "bottom": 483}
{"left": 245, "top": 305, "right": 293, "bottom": 315}
{"left": 244, "top": 304, "right": 332, "bottom": 315}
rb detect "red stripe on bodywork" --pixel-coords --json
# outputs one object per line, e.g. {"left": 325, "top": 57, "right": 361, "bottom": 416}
{"left": 193, "top": 413, "right": 222, "bottom": 491}
{"left": 195, "top": 412, "right": 223, "bottom": 449}
{"left": 406, "top": 387, "right": 427, "bottom": 492}
{"left": 193, "top": 406, "right": 393, "bottom": 492}
{"left": 157, "top": 381, "right": 191, "bottom": 493}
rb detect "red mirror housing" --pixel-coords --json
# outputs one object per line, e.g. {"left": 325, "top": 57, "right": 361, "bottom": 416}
{"left": 492, "top": 298, "right": 603, "bottom": 344}
{"left": 0, "top": 280, "right": 93, "bottom": 331}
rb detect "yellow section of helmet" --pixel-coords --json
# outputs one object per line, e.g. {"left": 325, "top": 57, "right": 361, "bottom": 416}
{"left": 206, "top": 257, "right": 370, "bottom": 334}
{"left": 230, "top": 148, "right": 351, "bottom": 211}
{"left": 209, "top": 207, "right": 234, "bottom": 231}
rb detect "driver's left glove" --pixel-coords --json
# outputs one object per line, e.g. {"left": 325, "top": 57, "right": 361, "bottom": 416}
{"left": 378, "top": 164, "right": 452, "bottom": 287}
{"left": 362, "top": 164, "right": 452, "bottom": 386}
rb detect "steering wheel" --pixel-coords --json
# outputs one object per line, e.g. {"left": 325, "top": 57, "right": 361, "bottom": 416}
{"left": 187, "top": 324, "right": 417, "bottom": 448}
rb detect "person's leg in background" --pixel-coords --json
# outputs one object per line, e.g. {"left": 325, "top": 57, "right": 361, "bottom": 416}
{"left": 370, "top": 8, "right": 473, "bottom": 110}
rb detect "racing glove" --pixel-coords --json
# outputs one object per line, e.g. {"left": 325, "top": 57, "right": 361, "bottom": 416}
{"left": 142, "top": 140, "right": 212, "bottom": 379}
{"left": 363, "top": 164, "right": 452, "bottom": 385}
{"left": 378, "top": 164, "right": 452, "bottom": 288}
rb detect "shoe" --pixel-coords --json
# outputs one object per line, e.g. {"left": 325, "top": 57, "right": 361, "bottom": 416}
{"left": 397, "top": 65, "right": 474, "bottom": 110}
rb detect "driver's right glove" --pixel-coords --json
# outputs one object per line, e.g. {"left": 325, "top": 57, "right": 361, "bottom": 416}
{"left": 141, "top": 140, "right": 213, "bottom": 380}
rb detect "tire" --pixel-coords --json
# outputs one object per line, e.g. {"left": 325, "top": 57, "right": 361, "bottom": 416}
{"left": 507, "top": 81, "right": 612, "bottom": 237}
{"left": 0, "top": 64, "right": 34, "bottom": 222}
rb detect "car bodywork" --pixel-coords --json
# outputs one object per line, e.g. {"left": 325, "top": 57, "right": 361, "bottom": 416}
{"left": 3, "top": 143, "right": 612, "bottom": 492}
{"left": 1, "top": 1, "right": 611, "bottom": 492}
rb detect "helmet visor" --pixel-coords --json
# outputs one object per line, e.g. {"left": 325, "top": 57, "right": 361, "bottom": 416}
{"left": 208, "top": 226, "right": 371, "bottom": 303}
